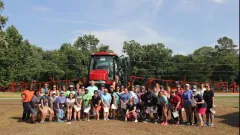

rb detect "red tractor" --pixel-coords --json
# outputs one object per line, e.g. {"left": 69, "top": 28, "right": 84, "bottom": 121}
{"left": 86, "top": 52, "right": 129, "bottom": 88}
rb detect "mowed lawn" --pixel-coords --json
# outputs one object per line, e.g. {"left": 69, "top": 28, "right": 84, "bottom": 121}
{"left": 0, "top": 95, "right": 239, "bottom": 135}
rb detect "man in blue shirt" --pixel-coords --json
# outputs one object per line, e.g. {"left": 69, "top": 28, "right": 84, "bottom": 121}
{"left": 182, "top": 84, "right": 194, "bottom": 125}
{"left": 87, "top": 81, "right": 98, "bottom": 97}
{"left": 56, "top": 91, "right": 66, "bottom": 123}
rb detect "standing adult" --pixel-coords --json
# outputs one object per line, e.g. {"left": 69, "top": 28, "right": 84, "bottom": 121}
{"left": 74, "top": 87, "right": 84, "bottom": 121}
{"left": 113, "top": 85, "right": 121, "bottom": 119}
{"left": 182, "top": 84, "right": 194, "bottom": 125}
{"left": 192, "top": 85, "right": 198, "bottom": 124}
{"left": 203, "top": 83, "right": 215, "bottom": 127}
{"left": 112, "top": 75, "right": 121, "bottom": 90}
{"left": 143, "top": 88, "right": 158, "bottom": 124}
{"left": 29, "top": 90, "right": 41, "bottom": 124}
{"left": 101, "top": 89, "right": 112, "bottom": 121}
{"left": 176, "top": 85, "right": 184, "bottom": 123}
{"left": 66, "top": 93, "right": 75, "bottom": 124}
{"left": 169, "top": 90, "right": 182, "bottom": 125}
{"left": 158, "top": 91, "right": 169, "bottom": 125}
{"left": 193, "top": 89, "right": 207, "bottom": 127}
{"left": 43, "top": 83, "right": 49, "bottom": 94}
{"left": 21, "top": 84, "right": 34, "bottom": 121}
{"left": 82, "top": 89, "right": 92, "bottom": 122}
{"left": 65, "top": 85, "right": 76, "bottom": 97}
{"left": 199, "top": 83, "right": 206, "bottom": 96}
{"left": 92, "top": 90, "right": 102, "bottom": 120}
{"left": 50, "top": 85, "right": 59, "bottom": 97}
{"left": 87, "top": 81, "right": 98, "bottom": 97}
{"left": 56, "top": 91, "right": 66, "bottom": 123}
{"left": 119, "top": 88, "right": 131, "bottom": 120}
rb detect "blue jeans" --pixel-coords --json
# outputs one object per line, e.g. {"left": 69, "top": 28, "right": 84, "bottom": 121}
{"left": 22, "top": 102, "right": 30, "bottom": 121}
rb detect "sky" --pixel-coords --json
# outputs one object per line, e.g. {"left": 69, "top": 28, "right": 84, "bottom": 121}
{"left": 3, "top": 0, "right": 239, "bottom": 55}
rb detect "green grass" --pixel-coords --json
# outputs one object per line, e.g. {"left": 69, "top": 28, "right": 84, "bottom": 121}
{"left": 215, "top": 96, "right": 239, "bottom": 99}
{"left": 0, "top": 92, "right": 21, "bottom": 98}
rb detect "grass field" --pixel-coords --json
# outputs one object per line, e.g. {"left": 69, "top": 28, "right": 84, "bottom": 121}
{"left": 0, "top": 95, "right": 239, "bottom": 135}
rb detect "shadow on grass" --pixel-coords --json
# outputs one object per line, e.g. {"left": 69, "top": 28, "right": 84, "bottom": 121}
{"left": 216, "top": 112, "right": 239, "bottom": 127}
{"left": 10, "top": 117, "right": 26, "bottom": 123}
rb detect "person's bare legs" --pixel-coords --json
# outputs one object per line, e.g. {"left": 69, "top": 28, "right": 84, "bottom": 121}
{"left": 74, "top": 109, "right": 77, "bottom": 121}
{"left": 197, "top": 113, "right": 204, "bottom": 126}
{"left": 112, "top": 109, "right": 116, "bottom": 119}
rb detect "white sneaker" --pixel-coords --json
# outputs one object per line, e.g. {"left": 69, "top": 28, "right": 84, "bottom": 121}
{"left": 104, "top": 118, "right": 106, "bottom": 121}
{"left": 106, "top": 118, "right": 109, "bottom": 121}
{"left": 134, "top": 120, "right": 138, "bottom": 123}
{"left": 69, "top": 122, "right": 71, "bottom": 124}
{"left": 87, "top": 119, "right": 90, "bottom": 122}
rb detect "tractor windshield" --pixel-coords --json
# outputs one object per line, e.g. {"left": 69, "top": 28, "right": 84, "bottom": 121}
{"left": 90, "top": 56, "right": 114, "bottom": 80}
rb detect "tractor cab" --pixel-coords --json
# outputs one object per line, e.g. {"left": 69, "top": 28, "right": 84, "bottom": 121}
{"left": 88, "top": 52, "right": 120, "bottom": 86}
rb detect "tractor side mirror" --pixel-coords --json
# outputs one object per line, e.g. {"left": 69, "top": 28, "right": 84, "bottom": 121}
{"left": 81, "top": 60, "right": 85, "bottom": 65}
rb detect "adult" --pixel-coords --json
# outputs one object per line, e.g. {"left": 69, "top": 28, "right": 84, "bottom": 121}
{"left": 158, "top": 91, "right": 169, "bottom": 125}
{"left": 39, "top": 92, "right": 54, "bottom": 123}
{"left": 182, "top": 84, "right": 194, "bottom": 125}
{"left": 43, "top": 83, "right": 49, "bottom": 94}
{"left": 129, "top": 85, "right": 139, "bottom": 107}
{"left": 169, "top": 90, "right": 182, "bottom": 125}
{"left": 66, "top": 93, "right": 75, "bottom": 124}
{"left": 21, "top": 84, "right": 34, "bottom": 121}
{"left": 87, "top": 80, "right": 98, "bottom": 97}
{"left": 56, "top": 91, "right": 66, "bottom": 123}
{"left": 112, "top": 75, "right": 121, "bottom": 90}
{"left": 199, "top": 83, "right": 206, "bottom": 96}
{"left": 29, "top": 90, "right": 41, "bottom": 124}
{"left": 65, "top": 85, "right": 76, "bottom": 97}
{"left": 120, "top": 88, "right": 131, "bottom": 120}
{"left": 92, "top": 90, "right": 102, "bottom": 120}
{"left": 193, "top": 89, "right": 207, "bottom": 127}
{"left": 50, "top": 85, "right": 59, "bottom": 97}
{"left": 98, "top": 84, "right": 105, "bottom": 98}
{"left": 74, "top": 87, "right": 84, "bottom": 121}
{"left": 156, "top": 83, "right": 161, "bottom": 92}
{"left": 125, "top": 99, "right": 138, "bottom": 123}
{"left": 203, "top": 83, "right": 215, "bottom": 127}
{"left": 109, "top": 86, "right": 116, "bottom": 119}
{"left": 176, "top": 85, "right": 184, "bottom": 123}
{"left": 113, "top": 85, "right": 121, "bottom": 119}
{"left": 101, "top": 89, "right": 112, "bottom": 121}
{"left": 142, "top": 88, "right": 158, "bottom": 124}
{"left": 75, "top": 83, "right": 80, "bottom": 93}
{"left": 192, "top": 85, "right": 198, "bottom": 124}
{"left": 120, "top": 85, "right": 125, "bottom": 94}
{"left": 82, "top": 88, "right": 92, "bottom": 122}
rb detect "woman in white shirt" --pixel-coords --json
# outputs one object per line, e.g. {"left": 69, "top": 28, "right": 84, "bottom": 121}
{"left": 66, "top": 93, "right": 75, "bottom": 124}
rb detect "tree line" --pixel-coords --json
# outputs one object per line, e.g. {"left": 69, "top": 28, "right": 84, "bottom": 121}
{"left": 0, "top": 0, "right": 239, "bottom": 87}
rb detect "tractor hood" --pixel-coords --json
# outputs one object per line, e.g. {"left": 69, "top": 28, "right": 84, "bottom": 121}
{"left": 89, "top": 70, "right": 108, "bottom": 82}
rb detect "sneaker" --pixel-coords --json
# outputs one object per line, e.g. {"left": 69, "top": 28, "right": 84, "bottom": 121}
{"left": 134, "top": 120, "right": 138, "bottom": 123}
{"left": 106, "top": 118, "right": 109, "bottom": 121}
{"left": 209, "top": 123, "right": 214, "bottom": 127}
{"left": 57, "top": 120, "right": 63, "bottom": 123}
{"left": 161, "top": 122, "right": 165, "bottom": 125}
{"left": 40, "top": 121, "right": 45, "bottom": 124}
{"left": 164, "top": 122, "right": 168, "bottom": 126}
{"left": 69, "top": 122, "right": 71, "bottom": 124}
{"left": 104, "top": 118, "right": 107, "bottom": 121}
{"left": 87, "top": 119, "right": 90, "bottom": 122}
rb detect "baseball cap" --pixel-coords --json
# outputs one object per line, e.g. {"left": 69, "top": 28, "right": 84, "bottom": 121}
{"left": 52, "top": 91, "right": 56, "bottom": 95}
{"left": 70, "top": 85, "right": 74, "bottom": 88}
{"left": 193, "top": 89, "right": 198, "bottom": 92}
{"left": 193, "top": 85, "right": 197, "bottom": 89}
{"left": 185, "top": 84, "right": 190, "bottom": 87}
{"left": 60, "top": 91, "right": 64, "bottom": 94}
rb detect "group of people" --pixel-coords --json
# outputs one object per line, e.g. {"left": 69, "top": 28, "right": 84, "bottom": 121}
{"left": 21, "top": 78, "right": 215, "bottom": 127}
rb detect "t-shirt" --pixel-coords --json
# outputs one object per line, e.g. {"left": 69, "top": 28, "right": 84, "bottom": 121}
{"left": 65, "top": 90, "right": 76, "bottom": 97}
{"left": 22, "top": 90, "right": 34, "bottom": 102}
{"left": 169, "top": 95, "right": 182, "bottom": 109}
{"left": 158, "top": 95, "right": 169, "bottom": 106}
{"left": 203, "top": 90, "right": 214, "bottom": 108}
{"left": 56, "top": 96, "right": 66, "bottom": 104}
{"left": 40, "top": 95, "right": 48, "bottom": 106}
{"left": 143, "top": 92, "right": 157, "bottom": 107}
{"left": 120, "top": 93, "right": 131, "bottom": 103}
{"left": 98, "top": 90, "right": 104, "bottom": 98}
{"left": 199, "top": 88, "right": 206, "bottom": 96}
{"left": 126, "top": 104, "right": 136, "bottom": 111}
{"left": 101, "top": 93, "right": 112, "bottom": 106}
{"left": 30, "top": 95, "right": 41, "bottom": 108}
{"left": 194, "top": 94, "right": 207, "bottom": 108}
{"left": 66, "top": 98, "right": 75, "bottom": 106}
{"left": 49, "top": 96, "right": 57, "bottom": 108}
{"left": 74, "top": 92, "right": 84, "bottom": 104}
{"left": 92, "top": 96, "right": 101, "bottom": 107}
{"left": 113, "top": 92, "right": 121, "bottom": 105}
{"left": 129, "top": 91, "right": 139, "bottom": 104}
{"left": 43, "top": 88, "right": 49, "bottom": 94}
{"left": 87, "top": 86, "right": 98, "bottom": 97}
{"left": 182, "top": 90, "right": 193, "bottom": 106}
{"left": 82, "top": 94, "right": 92, "bottom": 107}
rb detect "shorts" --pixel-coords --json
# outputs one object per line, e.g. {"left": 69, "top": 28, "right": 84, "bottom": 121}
{"left": 83, "top": 106, "right": 91, "bottom": 114}
{"left": 146, "top": 106, "right": 158, "bottom": 114}
{"left": 43, "top": 106, "right": 54, "bottom": 114}
{"left": 29, "top": 106, "right": 38, "bottom": 115}
{"left": 56, "top": 109, "right": 64, "bottom": 119}
{"left": 94, "top": 106, "right": 101, "bottom": 112}
{"left": 196, "top": 108, "right": 206, "bottom": 115}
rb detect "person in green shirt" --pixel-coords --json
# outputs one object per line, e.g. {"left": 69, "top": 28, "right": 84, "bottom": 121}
{"left": 65, "top": 85, "right": 76, "bottom": 98}
{"left": 82, "top": 89, "right": 92, "bottom": 121}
